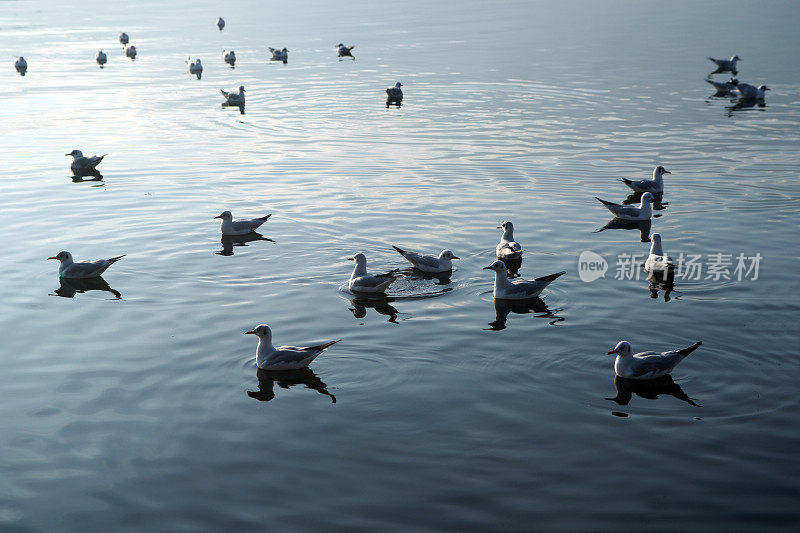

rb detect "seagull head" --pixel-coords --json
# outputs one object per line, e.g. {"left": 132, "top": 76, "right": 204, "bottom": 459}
{"left": 607, "top": 341, "right": 632, "bottom": 357}
{"left": 729, "top": 79, "right": 739, "bottom": 86}
{"left": 48, "top": 251, "right": 73, "bottom": 262}
{"left": 641, "top": 192, "right": 654, "bottom": 203}
{"left": 655, "top": 165, "right": 670, "bottom": 176}
{"left": 482, "top": 260, "right": 506, "bottom": 273}
{"left": 214, "top": 210, "right": 233, "bottom": 220}
{"left": 337, "top": 43, "right": 344, "bottom": 47}
{"left": 395, "top": 82, "right": 403, "bottom": 88}
{"left": 65, "top": 149, "right": 83, "bottom": 158}
{"left": 732, "top": 55, "right": 741, "bottom": 61}
{"left": 239, "top": 85, "right": 246, "bottom": 93}
{"left": 497, "top": 220, "right": 514, "bottom": 232}
{"left": 348, "top": 252, "right": 367, "bottom": 264}
{"left": 245, "top": 324, "right": 272, "bottom": 341}
{"left": 18, "top": 56, "right": 24, "bottom": 61}
{"left": 650, "top": 233, "right": 662, "bottom": 245}
{"left": 282, "top": 48, "right": 288, "bottom": 52}
{"left": 758, "top": 85, "right": 770, "bottom": 91}
{"left": 439, "top": 250, "right": 460, "bottom": 261}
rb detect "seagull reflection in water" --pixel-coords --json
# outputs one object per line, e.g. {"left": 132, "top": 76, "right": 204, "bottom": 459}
{"left": 486, "top": 296, "right": 564, "bottom": 331}
{"left": 647, "top": 270, "right": 677, "bottom": 302}
{"left": 726, "top": 98, "right": 766, "bottom": 117}
{"left": 622, "top": 190, "right": 667, "bottom": 211}
{"left": 71, "top": 169, "right": 104, "bottom": 182}
{"left": 248, "top": 367, "right": 336, "bottom": 403}
{"left": 498, "top": 255, "right": 523, "bottom": 278}
{"left": 386, "top": 97, "right": 402, "bottom": 108}
{"left": 51, "top": 276, "right": 121, "bottom": 299}
{"left": 221, "top": 102, "right": 245, "bottom": 115}
{"left": 607, "top": 375, "right": 700, "bottom": 407}
{"left": 217, "top": 233, "right": 275, "bottom": 256}
{"left": 596, "top": 217, "right": 652, "bottom": 243}
{"left": 348, "top": 294, "right": 401, "bottom": 324}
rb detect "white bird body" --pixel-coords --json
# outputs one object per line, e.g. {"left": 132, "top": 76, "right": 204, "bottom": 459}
{"left": 386, "top": 82, "right": 403, "bottom": 99}
{"left": 15, "top": 56, "right": 27, "bottom": 75}
{"left": 734, "top": 81, "right": 770, "bottom": 100}
{"left": 618, "top": 166, "right": 669, "bottom": 194}
{"left": 48, "top": 251, "right": 125, "bottom": 279}
{"left": 269, "top": 47, "right": 288, "bottom": 62}
{"left": 644, "top": 233, "right": 675, "bottom": 275}
{"left": 96, "top": 50, "right": 107, "bottom": 67}
{"left": 217, "top": 17, "right": 225, "bottom": 30}
{"left": 337, "top": 43, "right": 355, "bottom": 57}
{"left": 596, "top": 192, "right": 653, "bottom": 220}
{"left": 119, "top": 32, "right": 129, "bottom": 45}
{"left": 214, "top": 210, "right": 271, "bottom": 235}
{"left": 221, "top": 85, "right": 245, "bottom": 105}
{"left": 483, "top": 260, "right": 564, "bottom": 300}
{"left": 705, "top": 77, "right": 737, "bottom": 94}
{"left": 392, "top": 245, "right": 459, "bottom": 273}
{"left": 495, "top": 220, "right": 523, "bottom": 258}
{"left": 708, "top": 55, "right": 740, "bottom": 72}
{"left": 223, "top": 50, "right": 236, "bottom": 66}
{"left": 609, "top": 340, "right": 703, "bottom": 380}
{"left": 187, "top": 57, "right": 203, "bottom": 79}
{"left": 66, "top": 149, "right": 106, "bottom": 173}
{"left": 348, "top": 253, "right": 397, "bottom": 293}
{"left": 125, "top": 44, "right": 137, "bottom": 59}
{"left": 246, "top": 324, "right": 340, "bottom": 370}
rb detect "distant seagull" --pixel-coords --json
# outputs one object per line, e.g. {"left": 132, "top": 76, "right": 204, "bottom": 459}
{"left": 595, "top": 192, "right": 654, "bottom": 220}
{"left": 245, "top": 324, "right": 341, "bottom": 370}
{"left": 95, "top": 50, "right": 107, "bottom": 67}
{"left": 392, "top": 245, "right": 459, "bottom": 273}
{"left": 618, "top": 166, "right": 670, "bottom": 194}
{"left": 705, "top": 77, "right": 738, "bottom": 95}
{"left": 269, "top": 47, "right": 288, "bottom": 63}
{"left": 48, "top": 251, "right": 125, "bottom": 279}
{"left": 187, "top": 57, "right": 203, "bottom": 79}
{"left": 217, "top": 17, "right": 225, "bottom": 31}
{"left": 14, "top": 56, "right": 27, "bottom": 76}
{"left": 708, "top": 55, "right": 740, "bottom": 73}
{"left": 119, "top": 32, "right": 129, "bottom": 45}
{"left": 483, "top": 260, "right": 564, "bottom": 300}
{"left": 214, "top": 210, "right": 271, "bottom": 235}
{"left": 348, "top": 253, "right": 398, "bottom": 293}
{"left": 220, "top": 85, "right": 245, "bottom": 105}
{"left": 496, "top": 220, "right": 523, "bottom": 259}
{"left": 337, "top": 43, "right": 355, "bottom": 58}
{"left": 607, "top": 340, "right": 703, "bottom": 380}
{"left": 223, "top": 49, "right": 236, "bottom": 66}
{"left": 386, "top": 81, "right": 403, "bottom": 99}
{"left": 125, "top": 44, "right": 137, "bottom": 60}
{"left": 66, "top": 149, "right": 106, "bottom": 173}
{"left": 731, "top": 79, "right": 770, "bottom": 100}
{"left": 644, "top": 233, "right": 675, "bottom": 275}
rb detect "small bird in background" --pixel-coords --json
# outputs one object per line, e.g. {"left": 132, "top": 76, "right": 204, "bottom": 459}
{"left": 95, "top": 50, "right": 107, "bottom": 68}
{"left": 495, "top": 220, "right": 523, "bottom": 259}
{"left": 708, "top": 55, "right": 740, "bottom": 74}
{"left": 607, "top": 341, "right": 703, "bottom": 380}
{"left": 223, "top": 50, "right": 236, "bottom": 67}
{"left": 392, "top": 246, "right": 459, "bottom": 273}
{"left": 269, "top": 47, "right": 288, "bottom": 63}
{"left": 125, "top": 44, "right": 137, "bottom": 60}
{"left": 386, "top": 81, "right": 403, "bottom": 100}
{"left": 217, "top": 17, "right": 225, "bottom": 31}
{"left": 705, "top": 77, "right": 738, "bottom": 96}
{"left": 644, "top": 233, "right": 675, "bottom": 276}
{"left": 245, "top": 324, "right": 341, "bottom": 371}
{"left": 483, "top": 260, "right": 565, "bottom": 300}
{"left": 595, "top": 192, "right": 654, "bottom": 220}
{"left": 119, "top": 32, "right": 129, "bottom": 46}
{"left": 731, "top": 79, "right": 770, "bottom": 100}
{"left": 14, "top": 56, "right": 27, "bottom": 76}
{"left": 348, "top": 253, "right": 398, "bottom": 293}
{"left": 214, "top": 210, "right": 271, "bottom": 235}
{"left": 337, "top": 43, "right": 355, "bottom": 58}
{"left": 66, "top": 149, "right": 106, "bottom": 174}
{"left": 220, "top": 85, "right": 245, "bottom": 106}
{"left": 48, "top": 251, "right": 126, "bottom": 279}
{"left": 618, "top": 166, "right": 670, "bottom": 194}
{"left": 187, "top": 57, "right": 203, "bottom": 79}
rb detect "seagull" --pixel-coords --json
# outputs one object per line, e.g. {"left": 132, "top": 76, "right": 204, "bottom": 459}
{"left": 48, "top": 251, "right": 125, "bottom": 279}
{"left": 223, "top": 50, "right": 236, "bottom": 66}
{"left": 644, "top": 233, "right": 675, "bottom": 275}
{"left": 348, "top": 253, "right": 398, "bottom": 293}
{"left": 391, "top": 245, "right": 459, "bottom": 273}
{"left": 217, "top": 17, "right": 225, "bottom": 31}
{"left": 705, "top": 77, "right": 738, "bottom": 95}
{"left": 119, "top": 32, "right": 129, "bottom": 45}
{"left": 66, "top": 149, "right": 106, "bottom": 173}
{"left": 221, "top": 85, "right": 245, "bottom": 105}
{"left": 14, "top": 56, "right": 27, "bottom": 76}
{"left": 483, "top": 260, "right": 564, "bottom": 300}
{"left": 95, "top": 50, "right": 107, "bottom": 67}
{"left": 496, "top": 220, "right": 523, "bottom": 258}
{"left": 386, "top": 82, "right": 403, "bottom": 99}
{"left": 214, "top": 210, "right": 271, "bottom": 235}
{"left": 607, "top": 340, "right": 703, "bottom": 380}
{"left": 708, "top": 55, "right": 740, "bottom": 73}
{"left": 269, "top": 47, "right": 288, "bottom": 63}
{"left": 618, "top": 166, "right": 670, "bottom": 194}
{"left": 245, "top": 324, "right": 341, "bottom": 371}
{"left": 732, "top": 80, "right": 770, "bottom": 100}
{"left": 595, "top": 192, "right": 653, "bottom": 220}
{"left": 187, "top": 57, "right": 203, "bottom": 79}
{"left": 125, "top": 44, "right": 137, "bottom": 60}
{"left": 337, "top": 43, "right": 355, "bottom": 58}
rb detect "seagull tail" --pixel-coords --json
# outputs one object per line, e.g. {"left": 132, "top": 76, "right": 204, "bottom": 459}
{"left": 534, "top": 271, "right": 566, "bottom": 283}
{"left": 595, "top": 197, "right": 616, "bottom": 207}
{"left": 107, "top": 254, "right": 126, "bottom": 263}
{"left": 704, "top": 78, "right": 716, "bottom": 86}
{"left": 391, "top": 245, "right": 406, "bottom": 256}
{"left": 678, "top": 341, "right": 703, "bottom": 358}
{"left": 258, "top": 214, "right": 272, "bottom": 221}
{"left": 618, "top": 178, "right": 634, "bottom": 186}
{"left": 305, "top": 339, "right": 342, "bottom": 352}
{"left": 707, "top": 57, "right": 717, "bottom": 62}
{"left": 377, "top": 268, "right": 400, "bottom": 279}
{"left": 220, "top": 89, "right": 228, "bottom": 96}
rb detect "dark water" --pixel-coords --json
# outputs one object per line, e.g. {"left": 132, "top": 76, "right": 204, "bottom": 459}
{"left": 1, "top": 0, "right": 799, "bottom": 530}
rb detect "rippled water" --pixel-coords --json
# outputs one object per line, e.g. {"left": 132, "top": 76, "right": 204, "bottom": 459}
{"left": 2, "top": 0, "right": 799, "bottom": 530}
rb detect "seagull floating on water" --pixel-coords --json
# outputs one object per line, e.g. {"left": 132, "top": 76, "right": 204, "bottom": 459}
{"left": 217, "top": 17, "right": 225, "bottom": 31}
{"left": 496, "top": 220, "right": 523, "bottom": 258}
{"left": 187, "top": 57, "right": 203, "bottom": 79}
{"left": 595, "top": 192, "right": 653, "bottom": 220}
{"left": 608, "top": 340, "right": 703, "bottom": 380}
{"left": 214, "top": 210, "right": 271, "bottom": 235}
{"left": 14, "top": 56, "right": 27, "bottom": 76}
{"left": 731, "top": 80, "right": 770, "bottom": 100}
{"left": 618, "top": 166, "right": 669, "bottom": 194}
{"left": 337, "top": 43, "right": 355, "bottom": 58}
{"left": 705, "top": 77, "right": 738, "bottom": 95}
{"left": 125, "top": 44, "right": 137, "bottom": 60}
{"left": 644, "top": 233, "right": 675, "bottom": 275}
{"left": 483, "top": 260, "right": 564, "bottom": 300}
{"left": 269, "top": 47, "right": 288, "bottom": 63}
{"left": 119, "top": 32, "right": 129, "bottom": 45}
{"left": 392, "top": 245, "right": 459, "bottom": 273}
{"left": 48, "top": 251, "right": 125, "bottom": 279}
{"left": 245, "top": 324, "right": 341, "bottom": 370}
{"left": 220, "top": 85, "right": 245, "bottom": 105}
{"left": 348, "top": 253, "right": 398, "bottom": 293}
{"left": 95, "top": 50, "right": 107, "bottom": 67}
{"left": 386, "top": 82, "right": 403, "bottom": 99}
{"left": 66, "top": 149, "right": 106, "bottom": 173}
{"left": 708, "top": 55, "right": 740, "bottom": 73}
{"left": 223, "top": 50, "right": 236, "bottom": 66}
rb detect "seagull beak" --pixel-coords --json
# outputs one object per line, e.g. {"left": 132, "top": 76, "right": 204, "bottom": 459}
{"left": 245, "top": 330, "right": 255, "bottom": 335}
{"left": 451, "top": 256, "right": 460, "bottom": 260}
{"left": 64, "top": 153, "right": 71, "bottom": 156}
{"left": 47, "top": 256, "right": 57, "bottom": 260}
{"left": 607, "top": 350, "right": 617, "bottom": 355}
{"left": 482, "top": 266, "right": 492, "bottom": 270}
{"left": 663, "top": 170, "right": 671, "bottom": 174}
{"left": 214, "top": 215, "right": 222, "bottom": 219}
{"left": 347, "top": 256, "right": 354, "bottom": 261}
{"left": 496, "top": 226, "right": 503, "bottom": 229}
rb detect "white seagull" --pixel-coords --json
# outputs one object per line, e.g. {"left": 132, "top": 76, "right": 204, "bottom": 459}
{"left": 125, "top": 44, "right": 137, "bottom": 60}
{"left": 214, "top": 210, "right": 271, "bottom": 235}
{"left": 483, "top": 260, "right": 564, "bottom": 300}
{"left": 618, "top": 166, "right": 670, "bottom": 194}
{"left": 705, "top": 77, "right": 738, "bottom": 94}
{"left": 708, "top": 55, "right": 740, "bottom": 72}
{"left": 48, "top": 251, "right": 125, "bottom": 279}
{"left": 217, "top": 17, "right": 225, "bottom": 31}
{"left": 608, "top": 340, "right": 703, "bottom": 380}
{"left": 386, "top": 82, "right": 403, "bottom": 99}
{"left": 496, "top": 220, "right": 523, "bottom": 258}
{"left": 223, "top": 50, "right": 236, "bottom": 66}
{"left": 221, "top": 85, "right": 245, "bottom": 105}
{"left": 732, "top": 80, "right": 770, "bottom": 100}
{"left": 348, "top": 253, "right": 398, "bottom": 293}
{"left": 96, "top": 50, "right": 107, "bottom": 67}
{"left": 269, "top": 47, "right": 288, "bottom": 63}
{"left": 187, "top": 57, "right": 203, "bottom": 79}
{"left": 392, "top": 245, "right": 459, "bottom": 273}
{"left": 66, "top": 149, "right": 106, "bottom": 173}
{"left": 245, "top": 324, "right": 341, "bottom": 370}
{"left": 644, "top": 233, "right": 675, "bottom": 275}
{"left": 337, "top": 43, "right": 355, "bottom": 57}
{"left": 595, "top": 192, "right": 654, "bottom": 220}
{"left": 14, "top": 56, "right": 27, "bottom": 76}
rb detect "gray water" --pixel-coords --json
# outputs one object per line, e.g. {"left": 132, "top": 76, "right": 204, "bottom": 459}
{"left": 1, "top": 0, "right": 799, "bottom": 530}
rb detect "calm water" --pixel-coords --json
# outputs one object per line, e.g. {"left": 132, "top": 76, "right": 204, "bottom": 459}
{"left": 1, "top": 0, "right": 799, "bottom": 530}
